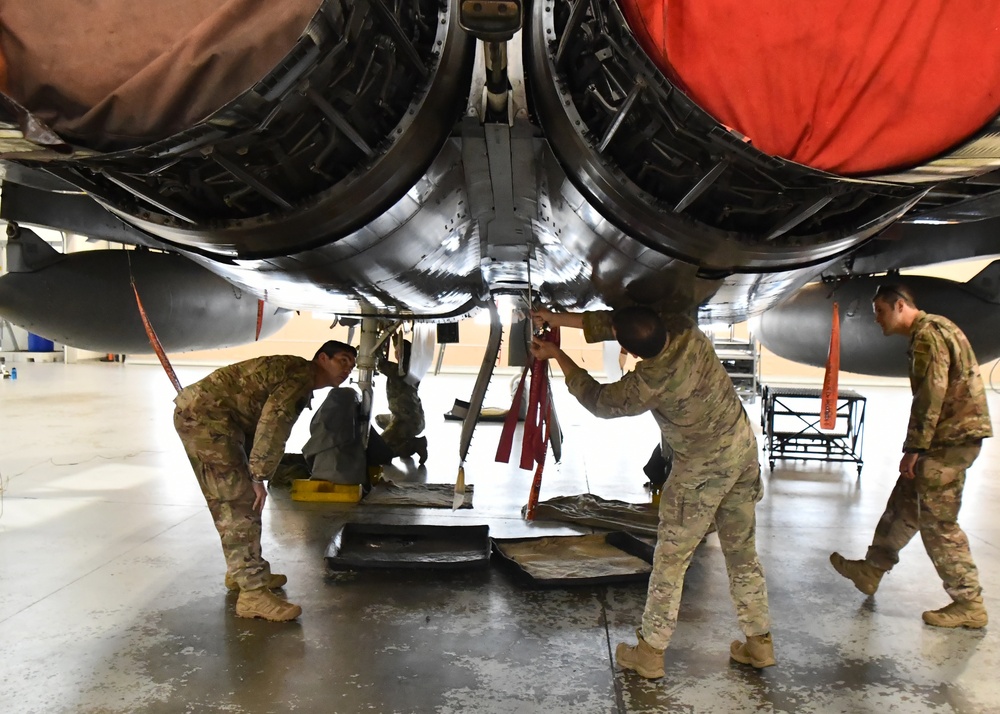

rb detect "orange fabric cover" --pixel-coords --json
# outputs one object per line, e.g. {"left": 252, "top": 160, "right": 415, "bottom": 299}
{"left": 0, "top": 0, "right": 321, "bottom": 150}
{"left": 619, "top": 0, "right": 1000, "bottom": 175}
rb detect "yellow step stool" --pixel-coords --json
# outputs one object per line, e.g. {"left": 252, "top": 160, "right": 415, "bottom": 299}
{"left": 290, "top": 479, "right": 363, "bottom": 503}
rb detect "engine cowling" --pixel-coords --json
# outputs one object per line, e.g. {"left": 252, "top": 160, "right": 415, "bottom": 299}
{"left": 526, "top": 0, "right": 926, "bottom": 273}
{"left": 25, "top": 0, "right": 476, "bottom": 260}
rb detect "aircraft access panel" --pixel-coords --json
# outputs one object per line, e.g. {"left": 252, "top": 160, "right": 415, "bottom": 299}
{"left": 761, "top": 385, "right": 866, "bottom": 476}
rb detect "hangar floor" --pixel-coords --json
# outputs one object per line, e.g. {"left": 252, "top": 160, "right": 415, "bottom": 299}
{"left": 1, "top": 361, "right": 998, "bottom": 714}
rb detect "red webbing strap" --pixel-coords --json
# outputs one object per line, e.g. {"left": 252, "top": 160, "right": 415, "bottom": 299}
{"left": 496, "top": 327, "right": 561, "bottom": 467}
{"left": 502, "top": 327, "right": 560, "bottom": 519}
{"left": 255, "top": 298, "right": 264, "bottom": 341}
{"left": 519, "top": 354, "right": 547, "bottom": 469}
{"left": 820, "top": 302, "right": 840, "bottom": 430}
{"left": 130, "top": 276, "right": 182, "bottom": 394}
{"left": 521, "top": 329, "right": 560, "bottom": 519}
{"left": 495, "top": 365, "right": 530, "bottom": 463}
{"left": 524, "top": 407, "right": 551, "bottom": 521}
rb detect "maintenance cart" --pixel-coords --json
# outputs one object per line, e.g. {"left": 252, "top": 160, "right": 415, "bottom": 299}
{"left": 761, "top": 385, "right": 867, "bottom": 475}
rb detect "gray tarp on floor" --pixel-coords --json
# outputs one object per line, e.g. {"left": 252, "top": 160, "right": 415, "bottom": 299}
{"left": 493, "top": 534, "right": 652, "bottom": 583}
{"left": 363, "top": 480, "right": 475, "bottom": 509}
{"left": 526, "top": 493, "right": 659, "bottom": 537}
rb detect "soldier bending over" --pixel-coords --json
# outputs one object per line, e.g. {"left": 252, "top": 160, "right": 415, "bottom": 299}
{"left": 173, "top": 341, "right": 357, "bottom": 621}
{"left": 531, "top": 305, "right": 773, "bottom": 678}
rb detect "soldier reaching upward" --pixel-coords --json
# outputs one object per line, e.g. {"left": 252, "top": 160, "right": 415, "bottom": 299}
{"left": 830, "top": 284, "right": 991, "bottom": 628}
{"left": 173, "top": 341, "right": 357, "bottom": 621}
{"left": 530, "top": 305, "right": 773, "bottom": 678}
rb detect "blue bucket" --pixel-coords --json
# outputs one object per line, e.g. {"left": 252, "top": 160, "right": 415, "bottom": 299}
{"left": 27, "top": 333, "right": 55, "bottom": 352}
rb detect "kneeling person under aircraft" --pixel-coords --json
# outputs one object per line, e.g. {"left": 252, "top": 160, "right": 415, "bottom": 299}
{"left": 375, "top": 338, "right": 428, "bottom": 464}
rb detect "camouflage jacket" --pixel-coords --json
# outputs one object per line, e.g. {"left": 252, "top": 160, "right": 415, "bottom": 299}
{"left": 174, "top": 355, "right": 314, "bottom": 481}
{"left": 564, "top": 311, "right": 757, "bottom": 474}
{"left": 379, "top": 356, "right": 425, "bottom": 431}
{"left": 905, "top": 311, "right": 992, "bottom": 451}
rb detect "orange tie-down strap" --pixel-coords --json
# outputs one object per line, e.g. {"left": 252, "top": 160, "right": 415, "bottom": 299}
{"left": 820, "top": 302, "right": 840, "bottom": 430}
{"left": 496, "top": 327, "right": 560, "bottom": 519}
{"left": 255, "top": 297, "right": 264, "bottom": 341}
{"left": 131, "top": 278, "right": 183, "bottom": 394}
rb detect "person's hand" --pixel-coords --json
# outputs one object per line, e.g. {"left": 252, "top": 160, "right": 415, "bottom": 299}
{"left": 530, "top": 337, "right": 560, "bottom": 361}
{"left": 251, "top": 480, "right": 268, "bottom": 512}
{"left": 530, "top": 307, "right": 553, "bottom": 332}
{"left": 899, "top": 452, "right": 919, "bottom": 479}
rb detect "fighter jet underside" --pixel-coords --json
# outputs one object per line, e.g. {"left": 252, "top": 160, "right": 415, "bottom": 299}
{"left": 3, "top": 0, "right": 1000, "bottom": 366}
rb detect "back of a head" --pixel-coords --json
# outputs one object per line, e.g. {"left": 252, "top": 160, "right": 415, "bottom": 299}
{"left": 612, "top": 306, "right": 668, "bottom": 359}
{"left": 314, "top": 340, "right": 357, "bottom": 361}
{"left": 872, "top": 283, "right": 918, "bottom": 309}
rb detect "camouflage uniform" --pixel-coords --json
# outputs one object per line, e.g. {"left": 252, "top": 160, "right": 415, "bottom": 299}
{"left": 173, "top": 355, "right": 314, "bottom": 591}
{"left": 565, "top": 311, "right": 770, "bottom": 650}
{"left": 866, "top": 312, "right": 992, "bottom": 601}
{"left": 378, "top": 356, "right": 426, "bottom": 458}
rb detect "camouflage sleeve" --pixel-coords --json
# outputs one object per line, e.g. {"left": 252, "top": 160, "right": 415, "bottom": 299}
{"left": 564, "top": 364, "right": 659, "bottom": 418}
{"left": 248, "top": 378, "right": 312, "bottom": 481}
{"left": 581, "top": 311, "right": 616, "bottom": 343}
{"left": 379, "top": 357, "right": 403, "bottom": 383}
{"left": 905, "top": 328, "right": 949, "bottom": 451}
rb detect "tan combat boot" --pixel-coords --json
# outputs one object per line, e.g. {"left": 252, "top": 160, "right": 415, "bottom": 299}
{"left": 730, "top": 633, "right": 776, "bottom": 668}
{"left": 615, "top": 628, "right": 665, "bottom": 679}
{"left": 225, "top": 572, "right": 288, "bottom": 592}
{"left": 829, "top": 552, "right": 883, "bottom": 595}
{"left": 235, "top": 588, "right": 302, "bottom": 621}
{"left": 922, "top": 596, "right": 988, "bottom": 629}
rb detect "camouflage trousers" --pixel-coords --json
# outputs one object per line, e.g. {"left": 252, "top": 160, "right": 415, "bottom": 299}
{"left": 866, "top": 443, "right": 982, "bottom": 601}
{"left": 642, "top": 452, "right": 770, "bottom": 650}
{"left": 173, "top": 405, "right": 273, "bottom": 591}
{"left": 381, "top": 415, "right": 425, "bottom": 458}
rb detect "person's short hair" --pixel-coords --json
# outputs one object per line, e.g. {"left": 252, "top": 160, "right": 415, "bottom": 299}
{"left": 612, "top": 306, "right": 668, "bottom": 359}
{"left": 872, "top": 283, "right": 917, "bottom": 309}
{"left": 314, "top": 340, "right": 357, "bottom": 361}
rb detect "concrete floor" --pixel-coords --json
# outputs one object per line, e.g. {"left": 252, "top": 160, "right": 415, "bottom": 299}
{"left": 1, "top": 361, "right": 998, "bottom": 714}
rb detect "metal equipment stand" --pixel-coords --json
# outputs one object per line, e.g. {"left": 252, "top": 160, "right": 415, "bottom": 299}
{"left": 761, "top": 385, "right": 866, "bottom": 475}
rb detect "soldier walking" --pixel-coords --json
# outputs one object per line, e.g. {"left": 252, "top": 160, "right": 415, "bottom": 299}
{"left": 173, "top": 340, "right": 357, "bottom": 621}
{"left": 830, "top": 284, "right": 991, "bottom": 628}
{"left": 530, "top": 305, "right": 773, "bottom": 678}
